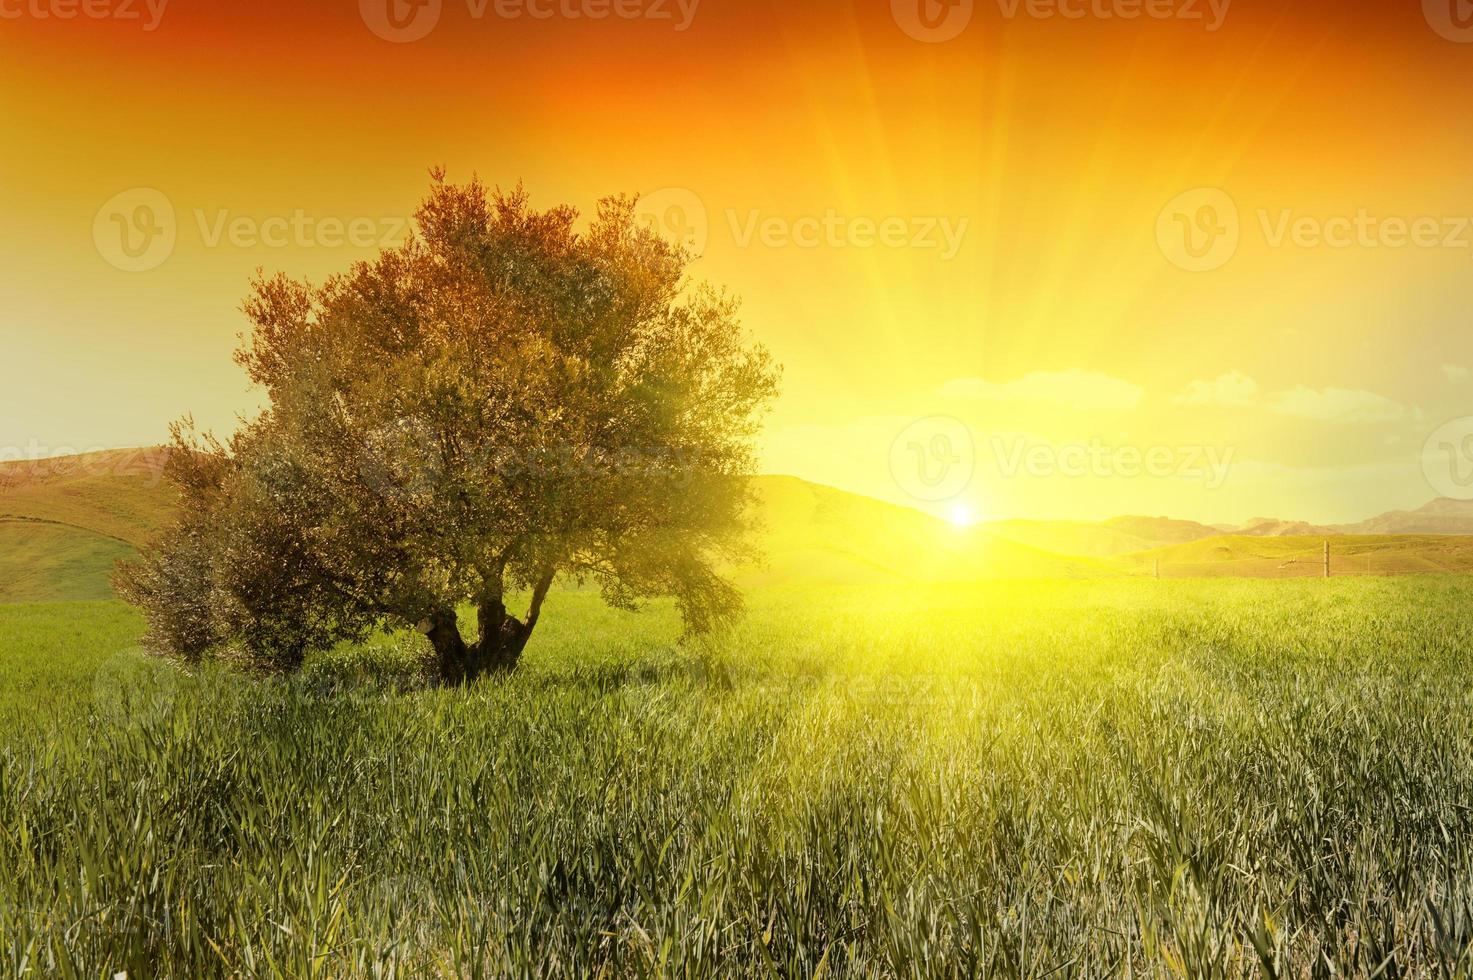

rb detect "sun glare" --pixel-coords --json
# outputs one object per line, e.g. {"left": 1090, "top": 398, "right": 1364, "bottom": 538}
{"left": 947, "top": 503, "right": 978, "bottom": 529}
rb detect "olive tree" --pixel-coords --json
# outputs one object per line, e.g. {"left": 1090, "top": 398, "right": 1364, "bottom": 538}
{"left": 118, "top": 173, "right": 780, "bottom": 683}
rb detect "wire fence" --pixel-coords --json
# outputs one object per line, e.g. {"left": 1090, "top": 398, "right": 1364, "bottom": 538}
{"left": 1117, "top": 540, "right": 1455, "bottom": 579}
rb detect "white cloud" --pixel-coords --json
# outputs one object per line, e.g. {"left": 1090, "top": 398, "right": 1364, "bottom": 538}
{"left": 1172, "top": 371, "right": 1259, "bottom": 408}
{"left": 940, "top": 370, "right": 1142, "bottom": 412}
{"left": 1269, "top": 386, "right": 1411, "bottom": 424}
{"left": 1443, "top": 363, "right": 1470, "bottom": 384}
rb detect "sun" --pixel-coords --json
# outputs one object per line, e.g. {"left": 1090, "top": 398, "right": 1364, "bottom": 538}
{"left": 947, "top": 502, "right": 979, "bottom": 529}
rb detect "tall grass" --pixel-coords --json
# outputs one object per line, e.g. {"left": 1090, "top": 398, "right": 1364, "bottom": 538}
{"left": 4, "top": 578, "right": 1473, "bottom": 976}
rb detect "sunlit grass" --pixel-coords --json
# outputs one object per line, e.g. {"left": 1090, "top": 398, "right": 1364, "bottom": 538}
{"left": 4, "top": 578, "right": 1473, "bottom": 976}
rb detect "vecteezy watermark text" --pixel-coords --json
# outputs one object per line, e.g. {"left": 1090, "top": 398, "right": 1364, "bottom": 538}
{"left": 0, "top": 443, "right": 170, "bottom": 488}
{"left": 1158, "top": 187, "right": 1473, "bottom": 272}
{"left": 890, "top": 0, "right": 1229, "bottom": 43}
{"left": 0, "top": 0, "right": 167, "bottom": 29}
{"left": 360, "top": 0, "right": 699, "bottom": 42}
{"left": 194, "top": 210, "right": 408, "bottom": 250}
{"left": 990, "top": 436, "right": 1235, "bottom": 488}
{"left": 93, "top": 188, "right": 408, "bottom": 273}
{"left": 631, "top": 188, "right": 970, "bottom": 261}
{"left": 994, "top": 0, "right": 1229, "bottom": 28}
{"left": 727, "top": 209, "right": 969, "bottom": 261}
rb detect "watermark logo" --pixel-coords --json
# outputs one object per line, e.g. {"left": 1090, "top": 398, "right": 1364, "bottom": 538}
{"left": 1157, "top": 187, "right": 1239, "bottom": 272}
{"left": 368, "top": 872, "right": 439, "bottom": 926}
{"left": 360, "top": 0, "right": 442, "bottom": 42}
{"left": 891, "top": 0, "right": 974, "bottom": 42}
{"left": 634, "top": 187, "right": 709, "bottom": 255}
{"left": 1159, "top": 188, "right": 1473, "bottom": 271}
{"left": 889, "top": 416, "right": 975, "bottom": 502}
{"left": 93, "top": 190, "right": 409, "bottom": 272}
{"left": 892, "top": 0, "right": 1229, "bottom": 41}
{"left": 1424, "top": 0, "right": 1473, "bottom": 42}
{"left": 1423, "top": 417, "right": 1473, "bottom": 500}
{"left": 94, "top": 188, "right": 176, "bottom": 273}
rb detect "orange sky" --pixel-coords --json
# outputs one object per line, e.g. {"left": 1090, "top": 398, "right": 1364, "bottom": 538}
{"left": 5, "top": 0, "right": 1473, "bottom": 524}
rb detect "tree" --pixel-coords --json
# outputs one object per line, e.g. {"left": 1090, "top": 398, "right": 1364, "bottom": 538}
{"left": 117, "top": 173, "right": 780, "bottom": 684}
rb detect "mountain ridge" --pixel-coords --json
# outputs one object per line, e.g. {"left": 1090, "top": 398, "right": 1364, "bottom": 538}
{"left": 5, "top": 447, "right": 1473, "bottom": 601}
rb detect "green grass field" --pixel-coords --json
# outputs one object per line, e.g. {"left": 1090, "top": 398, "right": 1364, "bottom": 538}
{"left": 0, "top": 521, "right": 137, "bottom": 604}
{"left": 6, "top": 578, "right": 1473, "bottom": 976}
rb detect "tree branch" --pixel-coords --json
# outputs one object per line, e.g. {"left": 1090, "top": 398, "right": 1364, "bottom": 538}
{"left": 524, "top": 566, "right": 557, "bottom": 630}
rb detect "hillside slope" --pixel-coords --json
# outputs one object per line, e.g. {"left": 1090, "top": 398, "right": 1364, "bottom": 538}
{"left": 0, "top": 451, "right": 1098, "bottom": 603}
{"left": 0, "top": 448, "right": 175, "bottom": 546}
{"left": 8, "top": 448, "right": 1473, "bottom": 601}
{"left": 0, "top": 449, "right": 175, "bottom": 602}
{"left": 0, "top": 520, "right": 137, "bottom": 602}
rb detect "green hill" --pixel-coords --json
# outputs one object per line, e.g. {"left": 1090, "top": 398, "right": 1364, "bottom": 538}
{"left": 0, "top": 449, "right": 175, "bottom": 603}
{"left": 0, "top": 520, "right": 137, "bottom": 602}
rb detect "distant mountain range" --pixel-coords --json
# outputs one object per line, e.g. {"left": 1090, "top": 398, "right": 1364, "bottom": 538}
{"left": 5, "top": 448, "right": 1473, "bottom": 602}
{"left": 987, "top": 498, "right": 1473, "bottom": 557}
{"left": 1334, "top": 497, "right": 1473, "bottom": 535}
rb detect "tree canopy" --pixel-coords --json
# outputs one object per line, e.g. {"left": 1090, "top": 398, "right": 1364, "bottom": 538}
{"left": 118, "top": 173, "right": 780, "bottom": 683}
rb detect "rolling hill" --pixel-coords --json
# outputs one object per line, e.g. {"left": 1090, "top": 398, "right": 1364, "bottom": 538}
{"left": 0, "top": 450, "right": 1098, "bottom": 603}
{"left": 0, "top": 448, "right": 175, "bottom": 546}
{"left": 9, "top": 447, "right": 1473, "bottom": 602}
{"left": 0, "top": 449, "right": 176, "bottom": 602}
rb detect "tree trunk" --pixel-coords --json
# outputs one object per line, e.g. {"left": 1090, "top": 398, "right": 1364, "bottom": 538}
{"left": 424, "top": 609, "right": 471, "bottom": 686}
{"left": 424, "top": 569, "right": 554, "bottom": 686}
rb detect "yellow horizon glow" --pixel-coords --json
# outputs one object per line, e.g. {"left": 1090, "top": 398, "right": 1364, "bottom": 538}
{"left": 3, "top": 3, "right": 1471, "bottom": 527}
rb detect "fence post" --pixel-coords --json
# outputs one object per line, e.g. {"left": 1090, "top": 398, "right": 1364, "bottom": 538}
{"left": 1154, "top": 558, "right": 1160, "bottom": 580}
{"left": 1323, "top": 540, "right": 1330, "bottom": 579}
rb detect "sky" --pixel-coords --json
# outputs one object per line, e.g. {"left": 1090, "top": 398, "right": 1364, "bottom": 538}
{"left": 4, "top": 0, "right": 1473, "bottom": 525}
